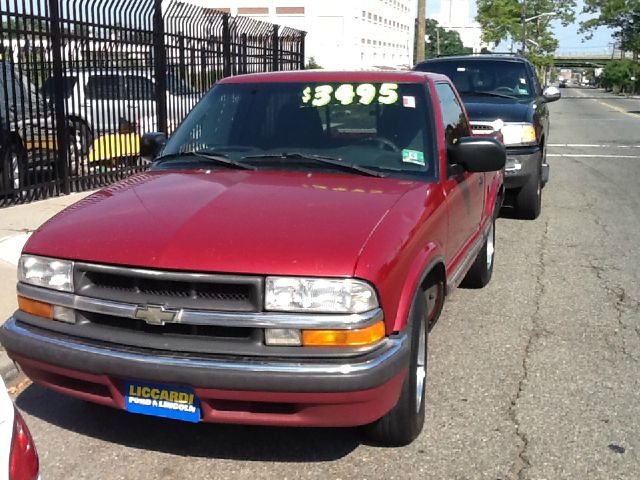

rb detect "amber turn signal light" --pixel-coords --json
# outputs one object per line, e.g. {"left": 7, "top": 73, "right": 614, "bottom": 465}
{"left": 302, "top": 321, "right": 386, "bottom": 347}
{"left": 18, "top": 296, "right": 53, "bottom": 320}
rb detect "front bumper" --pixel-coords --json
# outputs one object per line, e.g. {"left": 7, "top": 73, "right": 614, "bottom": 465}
{"left": 504, "top": 146, "right": 546, "bottom": 190}
{"left": 1, "top": 317, "right": 410, "bottom": 426}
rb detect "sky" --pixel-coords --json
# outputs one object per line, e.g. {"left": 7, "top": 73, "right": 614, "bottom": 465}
{"left": 426, "top": 0, "right": 616, "bottom": 55}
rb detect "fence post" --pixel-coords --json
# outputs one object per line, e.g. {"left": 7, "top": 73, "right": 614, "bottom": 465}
{"left": 241, "top": 33, "right": 247, "bottom": 74}
{"left": 222, "top": 14, "right": 232, "bottom": 78}
{"left": 152, "top": 0, "right": 168, "bottom": 133}
{"left": 48, "top": 0, "right": 70, "bottom": 195}
{"left": 272, "top": 24, "right": 279, "bottom": 71}
{"left": 178, "top": 35, "right": 186, "bottom": 80}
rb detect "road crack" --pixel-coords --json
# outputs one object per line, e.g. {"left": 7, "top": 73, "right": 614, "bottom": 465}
{"left": 508, "top": 219, "right": 550, "bottom": 480}
{"left": 589, "top": 260, "right": 640, "bottom": 362}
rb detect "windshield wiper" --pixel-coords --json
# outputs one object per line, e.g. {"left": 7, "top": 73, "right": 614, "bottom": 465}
{"left": 154, "top": 150, "right": 256, "bottom": 170}
{"left": 242, "top": 152, "right": 386, "bottom": 178}
{"left": 461, "top": 90, "right": 518, "bottom": 99}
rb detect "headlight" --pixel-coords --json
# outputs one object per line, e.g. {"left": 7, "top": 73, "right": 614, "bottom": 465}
{"left": 18, "top": 255, "right": 73, "bottom": 292}
{"left": 265, "top": 277, "right": 379, "bottom": 313}
{"left": 501, "top": 122, "right": 537, "bottom": 146}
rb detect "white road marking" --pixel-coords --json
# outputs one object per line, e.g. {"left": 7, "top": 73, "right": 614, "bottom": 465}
{"left": 548, "top": 144, "right": 640, "bottom": 148}
{"left": 548, "top": 154, "right": 640, "bottom": 159}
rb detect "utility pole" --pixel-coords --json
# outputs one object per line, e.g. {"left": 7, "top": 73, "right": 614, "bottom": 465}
{"left": 416, "top": 0, "right": 426, "bottom": 62}
{"left": 436, "top": 28, "right": 441, "bottom": 56}
{"left": 520, "top": 0, "right": 526, "bottom": 54}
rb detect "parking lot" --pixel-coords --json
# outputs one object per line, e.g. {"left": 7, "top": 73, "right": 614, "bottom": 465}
{"left": 1, "top": 87, "right": 636, "bottom": 479}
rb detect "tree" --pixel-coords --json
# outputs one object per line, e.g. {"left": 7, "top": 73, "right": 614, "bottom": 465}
{"left": 476, "top": 0, "right": 576, "bottom": 65}
{"left": 580, "top": 0, "right": 640, "bottom": 60}
{"left": 600, "top": 59, "right": 640, "bottom": 92}
{"left": 424, "top": 19, "right": 472, "bottom": 59}
{"left": 305, "top": 56, "right": 322, "bottom": 69}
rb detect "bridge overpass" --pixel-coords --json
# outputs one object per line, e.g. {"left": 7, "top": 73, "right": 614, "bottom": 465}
{"left": 553, "top": 52, "right": 627, "bottom": 68}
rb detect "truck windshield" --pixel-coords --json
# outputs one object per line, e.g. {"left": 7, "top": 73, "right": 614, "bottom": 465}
{"left": 416, "top": 60, "right": 535, "bottom": 99}
{"left": 161, "top": 82, "right": 436, "bottom": 179}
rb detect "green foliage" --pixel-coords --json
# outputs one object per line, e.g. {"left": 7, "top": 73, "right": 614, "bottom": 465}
{"left": 580, "top": 0, "right": 640, "bottom": 56}
{"left": 476, "top": 0, "right": 576, "bottom": 67}
{"left": 600, "top": 59, "right": 640, "bottom": 93}
{"left": 305, "top": 56, "right": 322, "bottom": 69}
{"left": 424, "top": 19, "right": 472, "bottom": 58}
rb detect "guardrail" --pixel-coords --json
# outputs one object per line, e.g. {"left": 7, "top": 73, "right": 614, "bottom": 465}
{"left": 0, "top": 0, "right": 305, "bottom": 207}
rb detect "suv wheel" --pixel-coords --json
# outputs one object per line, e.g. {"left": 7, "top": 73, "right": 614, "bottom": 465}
{"left": 365, "top": 276, "right": 442, "bottom": 446}
{"left": 1, "top": 144, "right": 26, "bottom": 196}
{"left": 515, "top": 163, "right": 541, "bottom": 220}
{"left": 67, "top": 120, "right": 92, "bottom": 159}
{"left": 461, "top": 215, "right": 495, "bottom": 288}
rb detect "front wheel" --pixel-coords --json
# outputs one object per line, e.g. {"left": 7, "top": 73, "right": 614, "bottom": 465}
{"left": 365, "top": 277, "right": 442, "bottom": 446}
{"left": 460, "top": 216, "right": 495, "bottom": 289}
{"left": 67, "top": 119, "right": 93, "bottom": 159}
{"left": 514, "top": 164, "right": 542, "bottom": 220}
{"left": 1, "top": 144, "right": 26, "bottom": 197}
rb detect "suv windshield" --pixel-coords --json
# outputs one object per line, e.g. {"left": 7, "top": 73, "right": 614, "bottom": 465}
{"left": 161, "top": 81, "right": 436, "bottom": 179}
{"left": 417, "top": 60, "right": 534, "bottom": 99}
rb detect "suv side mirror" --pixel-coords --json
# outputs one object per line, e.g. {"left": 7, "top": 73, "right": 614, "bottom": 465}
{"left": 140, "top": 132, "right": 167, "bottom": 162}
{"left": 448, "top": 137, "right": 506, "bottom": 172}
{"left": 542, "top": 86, "right": 561, "bottom": 103}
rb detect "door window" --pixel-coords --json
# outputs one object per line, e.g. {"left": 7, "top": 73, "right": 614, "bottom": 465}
{"left": 435, "top": 82, "right": 469, "bottom": 147}
{"left": 126, "top": 76, "right": 155, "bottom": 100}
{"left": 86, "top": 76, "right": 126, "bottom": 101}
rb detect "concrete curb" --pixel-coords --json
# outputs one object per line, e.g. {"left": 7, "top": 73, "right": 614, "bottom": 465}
{"left": 0, "top": 350, "right": 19, "bottom": 384}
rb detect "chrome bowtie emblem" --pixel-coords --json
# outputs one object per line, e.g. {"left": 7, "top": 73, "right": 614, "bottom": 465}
{"left": 134, "top": 305, "right": 179, "bottom": 326}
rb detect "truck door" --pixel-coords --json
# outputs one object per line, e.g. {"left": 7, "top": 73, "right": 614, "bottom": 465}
{"left": 435, "top": 82, "right": 485, "bottom": 266}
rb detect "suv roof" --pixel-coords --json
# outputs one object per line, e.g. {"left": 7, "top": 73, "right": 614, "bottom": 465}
{"left": 418, "top": 54, "right": 531, "bottom": 64}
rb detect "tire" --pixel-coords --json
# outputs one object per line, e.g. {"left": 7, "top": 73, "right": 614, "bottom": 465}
{"left": 67, "top": 119, "right": 92, "bottom": 159}
{"left": 460, "top": 216, "right": 495, "bottom": 289}
{"left": 365, "top": 278, "right": 442, "bottom": 446}
{"left": 514, "top": 163, "right": 541, "bottom": 220}
{"left": 1, "top": 143, "right": 26, "bottom": 197}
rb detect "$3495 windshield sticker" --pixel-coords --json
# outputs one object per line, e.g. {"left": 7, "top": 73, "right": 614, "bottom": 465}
{"left": 302, "top": 83, "right": 400, "bottom": 107}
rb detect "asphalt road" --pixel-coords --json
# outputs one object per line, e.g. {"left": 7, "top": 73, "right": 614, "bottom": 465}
{"left": 10, "top": 88, "right": 640, "bottom": 480}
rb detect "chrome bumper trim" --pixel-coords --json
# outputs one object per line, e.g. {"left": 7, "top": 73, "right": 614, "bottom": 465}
{"left": 17, "top": 283, "right": 383, "bottom": 330}
{"left": 3, "top": 318, "right": 407, "bottom": 376}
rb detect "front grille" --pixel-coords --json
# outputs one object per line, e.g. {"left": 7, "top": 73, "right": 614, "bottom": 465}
{"left": 85, "top": 312, "right": 254, "bottom": 339}
{"left": 470, "top": 123, "right": 495, "bottom": 132}
{"left": 75, "top": 263, "right": 264, "bottom": 312}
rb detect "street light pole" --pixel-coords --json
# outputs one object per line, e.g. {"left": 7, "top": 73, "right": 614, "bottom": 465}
{"left": 520, "top": 8, "right": 557, "bottom": 55}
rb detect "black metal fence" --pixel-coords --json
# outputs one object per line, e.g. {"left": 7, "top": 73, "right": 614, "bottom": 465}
{"left": 0, "top": 0, "right": 305, "bottom": 207}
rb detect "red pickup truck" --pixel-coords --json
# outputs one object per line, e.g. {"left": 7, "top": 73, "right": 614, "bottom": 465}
{"left": 0, "top": 70, "right": 505, "bottom": 446}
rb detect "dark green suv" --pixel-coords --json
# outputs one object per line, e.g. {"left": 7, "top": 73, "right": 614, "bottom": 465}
{"left": 415, "top": 55, "right": 560, "bottom": 219}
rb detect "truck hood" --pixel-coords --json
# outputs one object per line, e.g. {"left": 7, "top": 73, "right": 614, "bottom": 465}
{"left": 460, "top": 96, "right": 533, "bottom": 123}
{"left": 25, "top": 170, "right": 421, "bottom": 277}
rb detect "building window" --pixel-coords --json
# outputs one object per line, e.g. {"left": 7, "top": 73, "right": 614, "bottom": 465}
{"left": 275, "top": 7, "right": 305, "bottom": 14}
{"left": 238, "top": 7, "right": 269, "bottom": 14}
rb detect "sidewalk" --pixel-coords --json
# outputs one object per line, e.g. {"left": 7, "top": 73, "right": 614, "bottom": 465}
{"left": 0, "top": 191, "right": 95, "bottom": 381}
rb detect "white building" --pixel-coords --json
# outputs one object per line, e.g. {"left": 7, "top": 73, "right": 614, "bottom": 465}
{"left": 189, "top": 0, "right": 417, "bottom": 70}
{"left": 430, "top": 0, "right": 487, "bottom": 53}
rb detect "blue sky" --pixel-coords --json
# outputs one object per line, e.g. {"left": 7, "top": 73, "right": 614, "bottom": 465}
{"left": 426, "top": 0, "right": 615, "bottom": 54}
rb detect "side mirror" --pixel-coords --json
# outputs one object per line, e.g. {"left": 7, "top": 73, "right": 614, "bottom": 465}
{"left": 542, "top": 86, "right": 561, "bottom": 103}
{"left": 140, "top": 132, "right": 167, "bottom": 162}
{"left": 448, "top": 137, "right": 506, "bottom": 173}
